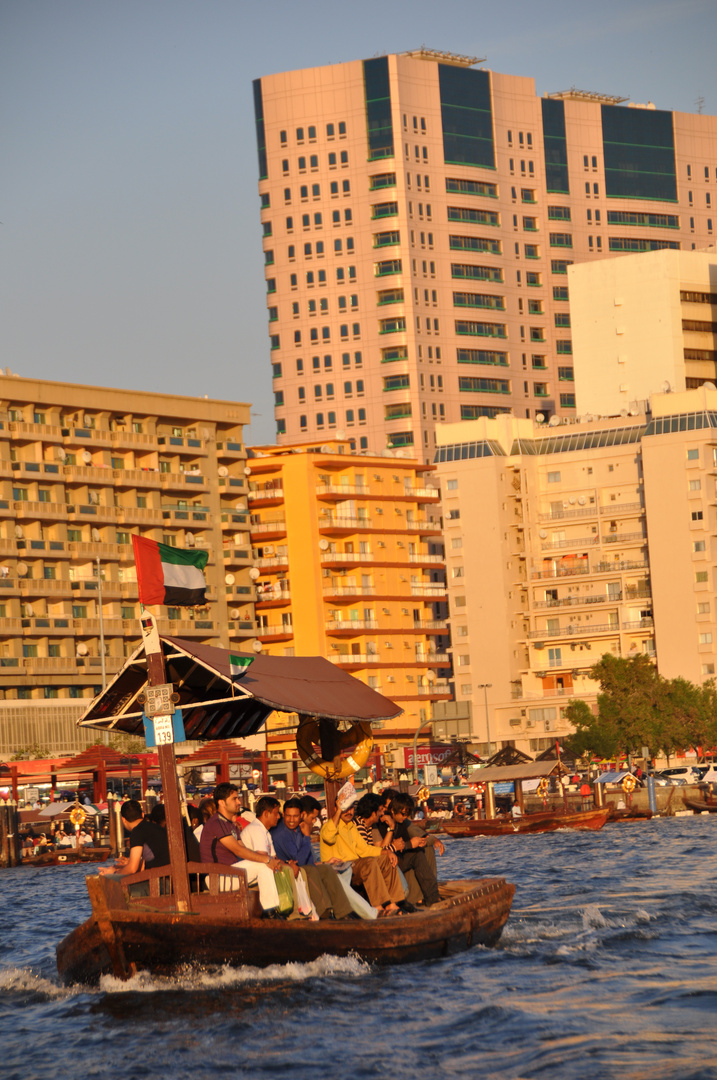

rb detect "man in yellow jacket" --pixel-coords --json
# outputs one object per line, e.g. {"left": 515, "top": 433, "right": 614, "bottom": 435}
{"left": 319, "top": 786, "right": 404, "bottom": 916}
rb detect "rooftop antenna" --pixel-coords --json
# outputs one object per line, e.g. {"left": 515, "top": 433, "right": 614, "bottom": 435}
{"left": 696, "top": 94, "right": 705, "bottom": 115}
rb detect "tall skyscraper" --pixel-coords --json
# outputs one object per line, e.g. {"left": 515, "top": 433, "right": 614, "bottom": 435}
{"left": 253, "top": 49, "right": 717, "bottom": 461}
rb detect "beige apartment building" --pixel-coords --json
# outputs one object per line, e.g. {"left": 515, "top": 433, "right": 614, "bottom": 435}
{"left": 570, "top": 247, "right": 717, "bottom": 416}
{"left": 253, "top": 49, "right": 717, "bottom": 460}
{"left": 433, "top": 384, "right": 717, "bottom": 755}
{"left": 245, "top": 439, "right": 450, "bottom": 759}
{"left": 0, "top": 373, "right": 254, "bottom": 757}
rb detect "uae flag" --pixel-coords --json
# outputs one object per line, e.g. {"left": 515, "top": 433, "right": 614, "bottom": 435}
{"left": 229, "top": 654, "right": 254, "bottom": 681}
{"left": 132, "top": 535, "right": 208, "bottom": 607}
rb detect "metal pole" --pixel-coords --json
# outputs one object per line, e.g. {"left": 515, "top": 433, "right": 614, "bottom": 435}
{"left": 477, "top": 683, "right": 492, "bottom": 757}
{"left": 412, "top": 717, "right": 433, "bottom": 783}
{"left": 97, "top": 557, "right": 107, "bottom": 691}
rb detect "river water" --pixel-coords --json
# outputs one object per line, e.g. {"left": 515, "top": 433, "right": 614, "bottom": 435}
{"left": 1, "top": 815, "right": 716, "bottom": 1080}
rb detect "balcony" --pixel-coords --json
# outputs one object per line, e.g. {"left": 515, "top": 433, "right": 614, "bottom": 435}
{"left": 256, "top": 587, "right": 291, "bottom": 607}
{"left": 531, "top": 565, "right": 590, "bottom": 580}
{"left": 593, "top": 559, "right": 649, "bottom": 573}
{"left": 162, "top": 507, "right": 210, "bottom": 524}
{"left": 255, "top": 556, "right": 289, "bottom": 571}
{"left": 529, "top": 623, "right": 618, "bottom": 640}
{"left": 410, "top": 584, "right": 447, "bottom": 597}
{"left": 160, "top": 472, "right": 207, "bottom": 491}
{"left": 408, "top": 553, "right": 443, "bottom": 564}
{"left": 599, "top": 502, "right": 644, "bottom": 516}
{"left": 248, "top": 487, "right": 284, "bottom": 506}
{"left": 111, "top": 469, "right": 163, "bottom": 488}
{"left": 14, "top": 501, "right": 69, "bottom": 520}
{"left": 22, "top": 657, "right": 78, "bottom": 674}
{"left": 328, "top": 654, "right": 382, "bottom": 666}
{"left": 404, "top": 520, "right": 441, "bottom": 533}
{"left": 601, "top": 532, "right": 645, "bottom": 546}
{"left": 417, "top": 682, "right": 451, "bottom": 696}
{"left": 532, "top": 594, "right": 615, "bottom": 609}
{"left": 116, "top": 507, "right": 165, "bottom": 525}
{"left": 18, "top": 578, "right": 75, "bottom": 595}
{"left": 67, "top": 541, "right": 123, "bottom": 559}
{"left": 323, "top": 585, "right": 375, "bottom": 598}
{"left": 9, "top": 421, "right": 64, "bottom": 441}
{"left": 319, "top": 517, "right": 374, "bottom": 533}
{"left": 541, "top": 536, "right": 600, "bottom": 551}
{"left": 321, "top": 552, "right": 375, "bottom": 566}
{"left": 249, "top": 520, "right": 287, "bottom": 538}
{"left": 257, "top": 625, "right": 294, "bottom": 641}
{"left": 66, "top": 504, "right": 118, "bottom": 524}
{"left": 537, "top": 506, "right": 597, "bottom": 522}
{"left": 622, "top": 618, "right": 654, "bottom": 630}
{"left": 326, "top": 619, "right": 380, "bottom": 633}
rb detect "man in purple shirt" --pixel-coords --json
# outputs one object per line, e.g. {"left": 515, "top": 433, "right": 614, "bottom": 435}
{"left": 271, "top": 797, "right": 353, "bottom": 920}
{"left": 200, "top": 783, "right": 283, "bottom": 913}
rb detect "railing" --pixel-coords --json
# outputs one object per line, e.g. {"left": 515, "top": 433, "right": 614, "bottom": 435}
{"left": 533, "top": 595, "right": 614, "bottom": 609}
{"left": 321, "top": 552, "right": 374, "bottom": 563}
{"left": 250, "top": 521, "right": 287, "bottom": 534}
{"left": 409, "top": 553, "right": 443, "bottom": 563}
{"left": 323, "top": 586, "right": 375, "bottom": 597}
{"left": 328, "top": 654, "right": 382, "bottom": 665}
{"left": 14, "top": 500, "right": 68, "bottom": 517}
{"left": 529, "top": 623, "right": 618, "bottom": 639}
{"left": 258, "top": 625, "right": 294, "bottom": 636}
{"left": 256, "top": 589, "right": 291, "bottom": 603}
{"left": 537, "top": 506, "right": 597, "bottom": 522}
{"left": 417, "top": 682, "right": 451, "bottom": 695}
{"left": 541, "top": 536, "right": 600, "bottom": 550}
{"left": 593, "top": 560, "right": 649, "bottom": 572}
{"left": 622, "top": 618, "right": 654, "bottom": 630}
{"left": 326, "top": 620, "right": 379, "bottom": 631}
{"left": 531, "top": 566, "right": 590, "bottom": 580}
{"left": 255, "top": 556, "right": 289, "bottom": 569}
{"left": 599, "top": 502, "right": 644, "bottom": 515}
{"left": 602, "top": 532, "right": 645, "bottom": 545}
{"left": 320, "top": 517, "right": 373, "bottom": 530}
{"left": 248, "top": 488, "right": 284, "bottom": 501}
{"left": 411, "top": 585, "right": 447, "bottom": 596}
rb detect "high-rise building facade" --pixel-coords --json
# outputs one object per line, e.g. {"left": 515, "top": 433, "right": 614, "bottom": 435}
{"left": 0, "top": 374, "right": 254, "bottom": 756}
{"left": 245, "top": 439, "right": 450, "bottom": 761}
{"left": 253, "top": 49, "right": 717, "bottom": 461}
{"left": 433, "top": 385, "right": 717, "bottom": 756}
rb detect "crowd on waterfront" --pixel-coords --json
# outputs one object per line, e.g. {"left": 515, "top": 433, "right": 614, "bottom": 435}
{"left": 99, "top": 782, "right": 446, "bottom": 919}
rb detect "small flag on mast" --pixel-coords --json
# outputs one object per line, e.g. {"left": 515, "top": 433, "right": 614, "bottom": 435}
{"left": 230, "top": 654, "right": 254, "bottom": 680}
{"left": 132, "top": 535, "right": 208, "bottom": 607}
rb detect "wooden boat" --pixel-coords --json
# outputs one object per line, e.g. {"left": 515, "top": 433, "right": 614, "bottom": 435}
{"left": 56, "top": 635, "right": 515, "bottom": 984}
{"left": 682, "top": 795, "right": 717, "bottom": 813}
{"left": 22, "top": 846, "right": 111, "bottom": 867}
{"left": 443, "top": 805, "right": 611, "bottom": 837}
{"left": 57, "top": 863, "right": 515, "bottom": 985}
{"left": 607, "top": 806, "right": 653, "bottom": 823}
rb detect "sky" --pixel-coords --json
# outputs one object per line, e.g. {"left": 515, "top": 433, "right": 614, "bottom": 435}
{"left": 2, "top": 0, "right": 716, "bottom": 444}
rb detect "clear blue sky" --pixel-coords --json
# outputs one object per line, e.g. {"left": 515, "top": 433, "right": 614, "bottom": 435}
{"left": 2, "top": 0, "right": 715, "bottom": 443}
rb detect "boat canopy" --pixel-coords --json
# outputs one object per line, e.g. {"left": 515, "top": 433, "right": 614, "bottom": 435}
{"left": 473, "top": 761, "right": 559, "bottom": 784}
{"left": 595, "top": 770, "right": 636, "bottom": 784}
{"left": 76, "top": 636, "right": 402, "bottom": 739}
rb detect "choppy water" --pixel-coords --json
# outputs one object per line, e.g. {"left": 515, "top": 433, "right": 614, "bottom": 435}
{"left": 2, "top": 816, "right": 717, "bottom": 1080}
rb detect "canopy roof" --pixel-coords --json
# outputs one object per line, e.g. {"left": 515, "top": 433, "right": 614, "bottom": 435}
{"left": 77, "top": 636, "right": 402, "bottom": 739}
{"left": 474, "top": 761, "right": 559, "bottom": 784}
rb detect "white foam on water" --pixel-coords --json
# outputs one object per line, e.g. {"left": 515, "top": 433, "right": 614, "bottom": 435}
{"left": 582, "top": 903, "right": 608, "bottom": 929}
{"left": 0, "top": 966, "right": 77, "bottom": 1001}
{"left": 99, "top": 952, "right": 370, "bottom": 994}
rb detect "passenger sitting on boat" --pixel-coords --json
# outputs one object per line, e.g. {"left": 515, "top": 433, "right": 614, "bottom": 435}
{"left": 148, "top": 803, "right": 201, "bottom": 862}
{"left": 386, "top": 794, "right": 441, "bottom": 908}
{"left": 319, "top": 786, "right": 404, "bottom": 917}
{"left": 56, "top": 828, "right": 75, "bottom": 848}
{"left": 356, "top": 793, "right": 397, "bottom": 851}
{"left": 511, "top": 801, "right": 522, "bottom": 818}
{"left": 199, "top": 784, "right": 285, "bottom": 915}
{"left": 99, "top": 800, "right": 170, "bottom": 878}
{"left": 193, "top": 797, "right": 216, "bottom": 842}
{"left": 271, "top": 797, "right": 354, "bottom": 920}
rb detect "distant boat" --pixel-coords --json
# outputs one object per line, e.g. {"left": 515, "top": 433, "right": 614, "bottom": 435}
{"left": 443, "top": 806, "right": 611, "bottom": 837}
{"left": 22, "top": 846, "right": 111, "bottom": 867}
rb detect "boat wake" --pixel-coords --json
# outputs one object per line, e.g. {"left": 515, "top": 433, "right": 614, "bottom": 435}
{"left": 0, "top": 966, "right": 76, "bottom": 1002}
{"left": 98, "top": 952, "right": 371, "bottom": 994}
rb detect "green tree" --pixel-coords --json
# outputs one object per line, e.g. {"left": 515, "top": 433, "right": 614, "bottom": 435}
{"left": 11, "top": 742, "right": 52, "bottom": 760}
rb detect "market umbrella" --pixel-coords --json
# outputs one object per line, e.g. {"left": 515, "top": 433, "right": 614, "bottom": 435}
{"left": 38, "top": 801, "right": 100, "bottom": 817}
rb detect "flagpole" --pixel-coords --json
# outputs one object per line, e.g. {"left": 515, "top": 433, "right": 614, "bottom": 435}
{"left": 139, "top": 604, "right": 192, "bottom": 913}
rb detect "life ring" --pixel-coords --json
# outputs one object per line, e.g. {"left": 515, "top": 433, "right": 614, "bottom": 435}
{"left": 622, "top": 774, "right": 637, "bottom": 793}
{"left": 416, "top": 785, "right": 431, "bottom": 801}
{"left": 69, "top": 807, "right": 86, "bottom": 827}
{"left": 57, "top": 855, "right": 68, "bottom": 862}
{"left": 537, "top": 778, "right": 549, "bottom": 797}
{"left": 453, "top": 801, "right": 466, "bottom": 817}
{"left": 296, "top": 717, "right": 373, "bottom": 780}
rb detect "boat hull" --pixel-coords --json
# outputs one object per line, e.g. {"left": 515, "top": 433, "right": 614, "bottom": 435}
{"left": 682, "top": 796, "right": 717, "bottom": 813}
{"left": 56, "top": 876, "right": 515, "bottom": 986}
{"left": 443, "top": 807, "right": 611, "bottom": 837}
{"left": 21, "top": 847, "right": 112, "bottom": 867}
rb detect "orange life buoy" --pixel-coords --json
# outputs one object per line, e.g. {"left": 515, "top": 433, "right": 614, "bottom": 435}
{"left": 537, "top": 778, "right": 549, "bottom": 798}
{"left": 69, "top": 807, "right": 86, "bottom": 827}
{"left": 296, "top": 717, "right": 373, "bottom": 780}
{"left": 622, "top": 774, "right": 637, "bottom": 793}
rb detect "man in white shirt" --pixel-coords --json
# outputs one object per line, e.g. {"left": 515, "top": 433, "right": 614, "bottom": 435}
{"left": 242, "top": 796, "right": 314, "bottom": 918}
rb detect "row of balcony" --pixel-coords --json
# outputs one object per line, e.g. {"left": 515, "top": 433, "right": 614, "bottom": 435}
{"left": 531, "top": 588, "right": 651, "bottom": 609}
{"left": 539, "top": 531, "right": 645, "bottom": 551}
{"left": 530, "top": 559, "right": 650, "bottom": 580}
{"left": 536, "top": 501, "right": 644, "bottom": 523}
{"left": 528, "top": 617, "right": 654, "bottom": 640}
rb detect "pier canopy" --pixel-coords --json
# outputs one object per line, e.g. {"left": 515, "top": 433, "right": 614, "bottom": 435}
{"left": 76, "top": 636, "right": 402, "bottom": 740}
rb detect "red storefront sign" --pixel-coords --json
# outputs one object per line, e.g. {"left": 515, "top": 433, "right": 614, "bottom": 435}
{"left": 403, "top": 744, "right": 454, "bottom": 768}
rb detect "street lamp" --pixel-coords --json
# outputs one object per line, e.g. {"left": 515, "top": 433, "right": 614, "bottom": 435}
{"left": 476, "top": 683, "right": 492, "bottom": 757}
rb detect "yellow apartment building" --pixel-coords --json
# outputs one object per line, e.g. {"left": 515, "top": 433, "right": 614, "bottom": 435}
{"left": 570, "top": 248, "right": 717, "bottom": 416}
{"left": 0, "top": 373, "right": 254, "bottom": 757}
{"left": 433, "top": 385, "right": 717, "bottom": 756}
{"left": 246, "top": 439, "right": 450, "bottom": 761}
{"left": 253, "top": 50, "right": 717, "bottom": 457}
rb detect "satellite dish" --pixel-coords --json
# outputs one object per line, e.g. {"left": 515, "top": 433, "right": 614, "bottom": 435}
{"left": 381, "top": 449, "right": 394, "bottom": 457}
{"left": 244, "top": 467, "right": 251, "bottom": 476}
{"left": 225, "top": 573, "right": 236, "bottom": 586}
{"left": 17, "top": 562, "right": 28, "bottom": 577}
{"left": 320, "top": 445, "right": 333, "bottom": 454}
{"left": 319, "top": 539, "right": 330, "bottom": 550}
{"left": 76, "top": 643, "right": 89, "bottom": 656}
{"left": 548, "top": 416, "right": 560, "bottom": 427}
{"left": 662, "top": 381, "right": 672, "bottom": 393}
{"left": 200, "top": 428, "right": 211, "bottom": 441}
{"left": 185, "top": 533, "right": 195, "bottom": 547}
{"left": 248, "top": 567, "right": 260, "bottom": 580}
{"left": 272, "top": 580, "right": 283, "bottom": 592}
{"left": 620, "top": 409, "right": 629, "bottom": 417}
{"left": 702, "top": 382, "right": 716, "bottom": 391}
{"left": 335, "top": 429, "right": 346, "bottom": 439}
{"left": 569, "top": 497, "right": 576, "bottom": 505}
{"left": 14, "top": 525, "right": 24, "bottom": 539}
{"left": 82, "top": 450, "right": 92, "bottom": 464}
{"left": 218, "top": 466, "right": 229, "bottom": 477}
{"left": 88, "top": 491, "right": 98, "bottom": 504}
{"left": 55, "top": 446, "right": 67, "bottom": 462}
{"left": 535, "top": 413, "right": 545, "bottom": 424}
{"left": 91, "top": 528, "right": 101, "bottom": 542}
{"left": 230, "top": 608, "right": 241, "bottom": 619}
{"left": 83, "top": 414, "right": 92, "bottom": 427}
{"left": 539, "top": 529, "right": 548, "bottom": 539}
{"left": 252, "top": 640, "right": 263, "bottom": 653}
{"left": 578, "top": 496, "right": 586, "bottom": 505}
